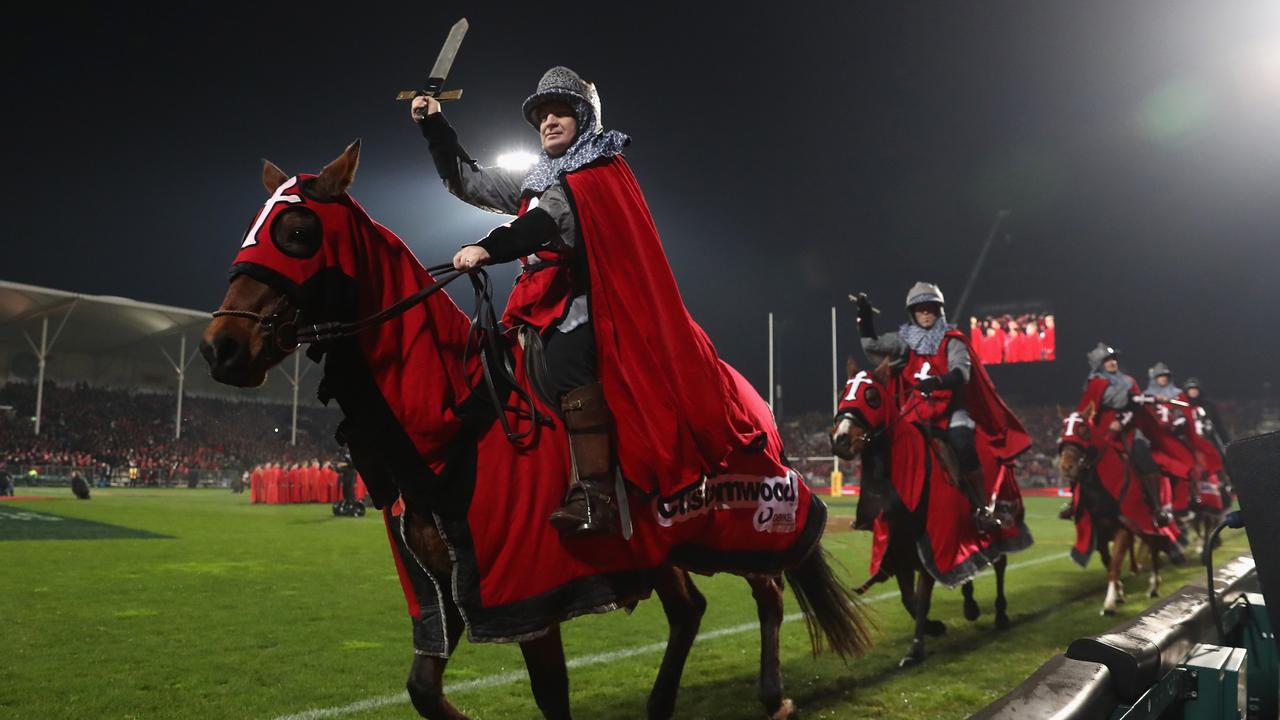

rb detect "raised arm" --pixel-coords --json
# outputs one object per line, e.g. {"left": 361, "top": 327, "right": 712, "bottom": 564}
{"left": 413, "top": 96, "right": 525, "bottom": 215}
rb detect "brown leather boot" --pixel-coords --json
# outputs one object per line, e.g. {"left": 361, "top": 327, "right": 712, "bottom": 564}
{"left": 549, "top": 382, "right": 620, "bottom": 537}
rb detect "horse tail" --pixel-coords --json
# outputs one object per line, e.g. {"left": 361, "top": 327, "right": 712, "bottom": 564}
{"left": 784, "top": 544, "right": 875, "bottom": 660}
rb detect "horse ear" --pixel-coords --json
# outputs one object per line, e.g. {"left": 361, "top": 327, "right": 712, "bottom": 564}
{"left": 846, "top": 355, "right": 859, "bottom": 378}
{"left": 313, "top": 139, "right": 361, "bottom": 199}
{"left": 872, "top": 356, "right": 892, "bottom": 385}
{"left": 1057, "top": 404, "right": 1068, "bottom": 420}
{"left": 262, "top": 159, "right": 289, "bottom": 194}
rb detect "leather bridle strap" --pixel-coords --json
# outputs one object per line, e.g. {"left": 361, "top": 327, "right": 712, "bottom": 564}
{"left": 295, "top": 265, "right": 465, "bottom": 345}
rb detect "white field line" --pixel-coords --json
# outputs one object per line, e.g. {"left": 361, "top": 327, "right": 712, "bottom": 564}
{"left": 271, "top": 552, "right": 1069, "bottom": 720}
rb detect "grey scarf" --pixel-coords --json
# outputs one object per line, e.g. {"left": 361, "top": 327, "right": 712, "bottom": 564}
{"left": 1086, "top": 369, "right": 1134, "bottom": 394}
{"left": 898, "top": 320, "right": 954, "bottom": 355}
{"left": 520, "top": 128, "right": 630, "bottom": 194}
{"left": 1144, "top": 380, "right": 1182, "bottom": 400}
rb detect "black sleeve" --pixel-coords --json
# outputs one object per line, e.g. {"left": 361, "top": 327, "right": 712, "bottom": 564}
{"left": 935, "top": 367, "right": 967, "bottom": 390}
{"left": 475, "top": 207, "right": 560, "bottom": 264}
{"left": 419, "top": 113, "right": 465, "bottom": 180}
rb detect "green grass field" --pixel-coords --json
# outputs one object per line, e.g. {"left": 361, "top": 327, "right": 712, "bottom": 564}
{"left": 1, "top": 489, "right": 1249, "bottom": 720}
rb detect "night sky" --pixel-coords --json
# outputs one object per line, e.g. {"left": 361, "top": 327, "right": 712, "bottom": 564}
{"left": 8, "top": 2, "right": 1279, "bottom": 413}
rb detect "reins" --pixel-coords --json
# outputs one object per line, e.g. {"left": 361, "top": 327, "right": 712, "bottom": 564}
{"left": 212, "top": 261, "right": 549, "bottom": 445}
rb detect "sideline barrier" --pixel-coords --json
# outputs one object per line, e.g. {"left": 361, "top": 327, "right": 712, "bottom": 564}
{"left": 972, "top": 554, "right": 1263, "bottom": 720}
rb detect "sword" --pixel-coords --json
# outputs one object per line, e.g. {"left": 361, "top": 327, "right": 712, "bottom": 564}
{"left": 396, "top": 18, "right": 469, "bottom": 102}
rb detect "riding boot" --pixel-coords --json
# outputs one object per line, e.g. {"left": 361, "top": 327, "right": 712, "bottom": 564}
{"left": 961, "top": 467, "right": 1003, "bottom": 533}
{"left": 548, "top": 382, "right": 620, "bottom": 537}
{"left": 933, "top": 435, "right": 1001, "bottom": 534}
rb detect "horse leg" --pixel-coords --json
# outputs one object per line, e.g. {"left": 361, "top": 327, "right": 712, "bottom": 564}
{"left": 646, "top": 565, "right": 707, "bottom": 720}
{"left": 520, "top": 624, "right": 571, "bottom": 720}
{"left": 1148, "top": 541, "right": 1162, "bottom": 598}
{"left": 993, "top": 554, "right": 1010, "bottom": 630}
{"left": 407, "top": 601, "right": 469, "bottom": 720}
{"left": 1102, "top": 529, "right": 1132, "bottom": 616}
{"left": 961, "top": 580, "right": 980, "bottom": 622}
{"left": 900, "top": 572, "right": 935, "bottom": 667}
{"left": 898, "top": 569, "right": 945, "bottom": 637}
{"left": 748, "top": 575, "right": 795, "bottom": 720}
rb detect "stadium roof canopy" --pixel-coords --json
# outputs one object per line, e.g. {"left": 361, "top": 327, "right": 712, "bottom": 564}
{"left": 0, "top": 280, "right": 322, "bottom": 435}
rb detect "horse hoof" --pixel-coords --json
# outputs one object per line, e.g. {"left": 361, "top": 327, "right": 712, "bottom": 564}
{"left": 1100, "top": 608, "right": 1116, "bottom": 617}
{"left": 963, "top": 601, "right": 981, "bottom": 622}
{"left": 925, "top": 620, "right": 947, "bottom": 637}
{"left": 898, "top": 652, "right": 923, "bottom": 668}
{"left": 995, "top": 614, "right": 1011, "bottom": 631}
{"left": 1149, "top": 589, "right": 1159, "bottom": 599}
{"left": 768, "top": 698, "right": 796, "bottom": 720}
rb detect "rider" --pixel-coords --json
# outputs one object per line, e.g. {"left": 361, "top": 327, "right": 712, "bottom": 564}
{"left": 856, "top": 283, "right": 1027, "bottom": 532}
{"left": 1078, "top": 343, "right": 1173, "bottom": 525}
{"left": 413, "top": 67, "right": 761, "bottom": 538}
{"left": 1145, "top": 361, "right": 1202, "bottom": 509}
{"left": 1183, "top": 377, "right": 1230, "bottom": 453}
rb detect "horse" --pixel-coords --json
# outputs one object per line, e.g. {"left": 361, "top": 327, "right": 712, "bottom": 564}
{"left": 829, "top": 358, "right": 1028, "bottom": 667}
{"left": 199, "top": 141, "right": 872, "bottom": 720}
{"left": 1055, "top": 404, "right": 1179, "bottom": 615}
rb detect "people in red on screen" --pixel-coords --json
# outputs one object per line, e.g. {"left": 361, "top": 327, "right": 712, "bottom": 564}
{"left": 1042, "top": 315, "right": 1056, "bottom": 361}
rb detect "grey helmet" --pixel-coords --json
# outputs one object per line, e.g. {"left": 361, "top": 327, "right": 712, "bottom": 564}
{"left": 905, "top": 281, "right": 946, "bottom": 324}
{"left": 1087, "top": 342, "right": 1121, "bottom": 372}
{"left": 1148, "top": 361, "right": 1172, "bottom": 380}
{"left": 521, "top": 66, "right": 603, "bottom": 137}
{"left": 1183, "top": 376, "right": 1202, "bottom": 390}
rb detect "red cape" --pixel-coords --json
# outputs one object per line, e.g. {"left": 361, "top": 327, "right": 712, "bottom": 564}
{"left": 569, "top": 157, "right": 764, "bottom": 496}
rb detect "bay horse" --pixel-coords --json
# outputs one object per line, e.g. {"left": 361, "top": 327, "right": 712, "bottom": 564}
{"left": 1056, "top": 404, "right": 1179, "bottom": 615}
{"left": 829, "top": 358, "right": 1026, "bottom": 667}
{"left": 200, "top": 141, "right": 872, "bottom": 720}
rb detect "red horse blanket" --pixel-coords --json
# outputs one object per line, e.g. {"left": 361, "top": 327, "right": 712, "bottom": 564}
{"left": 393, "top": 355, "right": 824, "bottom": 648}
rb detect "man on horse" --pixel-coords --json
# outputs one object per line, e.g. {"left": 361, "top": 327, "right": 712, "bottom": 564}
{"left": 1183, "top": 377, "right": 1230, "bottom": 455}
{"left": 412, "top": 66, "right": 763, "bottom": 538}
{"left": 855, "top": 283, "right": 1028, "bottom": 532}
{"left": 1075, "top": 344, "right": 1174, "bottom": 522}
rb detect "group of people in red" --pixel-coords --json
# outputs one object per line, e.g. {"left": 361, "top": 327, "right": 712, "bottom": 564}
{"left": 969, "top": 313, "right": 1055, "bottom": 365}
{"left": 1059, "top": 344, "right": 1230, "bottom": 555}
{"left": 246, "top": 460, "right": 366, "bottom": 505}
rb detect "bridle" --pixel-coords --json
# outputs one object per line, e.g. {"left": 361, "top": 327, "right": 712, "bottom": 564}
{"left": 212, "top": 262, "right": 468, "bottom": 351}
{"left": 211, "top": 261, "right": 548, "bottom": 444}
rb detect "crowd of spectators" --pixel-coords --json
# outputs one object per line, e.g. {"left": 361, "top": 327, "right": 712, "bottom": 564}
{"left": 2, "top": 379, "right": 1274, "bottom": 492}
{"left": 0, "top": 382, "right": 341, "bottom": 484}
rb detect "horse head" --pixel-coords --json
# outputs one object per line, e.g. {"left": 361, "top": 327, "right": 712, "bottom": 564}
{"left": 1056, "top": 401, "right": 1096, "bottom": 481}
{"left": 830, "top": 356, "right": 892, "bottom": 460}
{"left": 201, "top": 141, "right": 365, "bottom": 387}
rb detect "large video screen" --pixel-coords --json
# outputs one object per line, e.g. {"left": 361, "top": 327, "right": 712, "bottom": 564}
{"left": 968, "top": 311, "right": 1055, "bottom": 365}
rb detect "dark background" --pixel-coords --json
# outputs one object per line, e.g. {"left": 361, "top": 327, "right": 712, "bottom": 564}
{"left": 7, "top": 2, "right": 1277, "bottom": 413}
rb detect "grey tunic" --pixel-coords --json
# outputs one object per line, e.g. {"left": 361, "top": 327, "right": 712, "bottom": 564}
{"left": 437, "top": 151, "right": 589, "bottom": 331}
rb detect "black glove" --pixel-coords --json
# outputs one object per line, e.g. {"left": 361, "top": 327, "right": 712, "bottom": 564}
{"left": 855, "top": 293, "right": 878, "bottom": 339}
{"left": 914, "top": 375, "right": 944, "bottom": 395}
{"left": 475, "top": 207, "right": 560, "bottom": 264}
{"left": 915, "top": 368, "right": 965, "bottom": 396}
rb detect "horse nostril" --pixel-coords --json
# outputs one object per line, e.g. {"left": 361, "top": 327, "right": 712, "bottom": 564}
{"left": 199, "top": 340, "right": 216, "bottom": 367}
{"left": 205, "top": 334, "right": 244, "bottom": 371}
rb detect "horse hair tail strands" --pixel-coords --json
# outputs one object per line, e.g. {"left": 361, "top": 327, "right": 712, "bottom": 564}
{"left": 784, "top": 546, "right": 875, "bottom": 660}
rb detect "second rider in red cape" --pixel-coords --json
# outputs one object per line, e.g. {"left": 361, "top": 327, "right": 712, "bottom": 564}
{"left": 856, "top": 283, "right": 1030, "bottom": 532}
{"left": 413, "top": 67, "right": 763, "bottom": 538}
